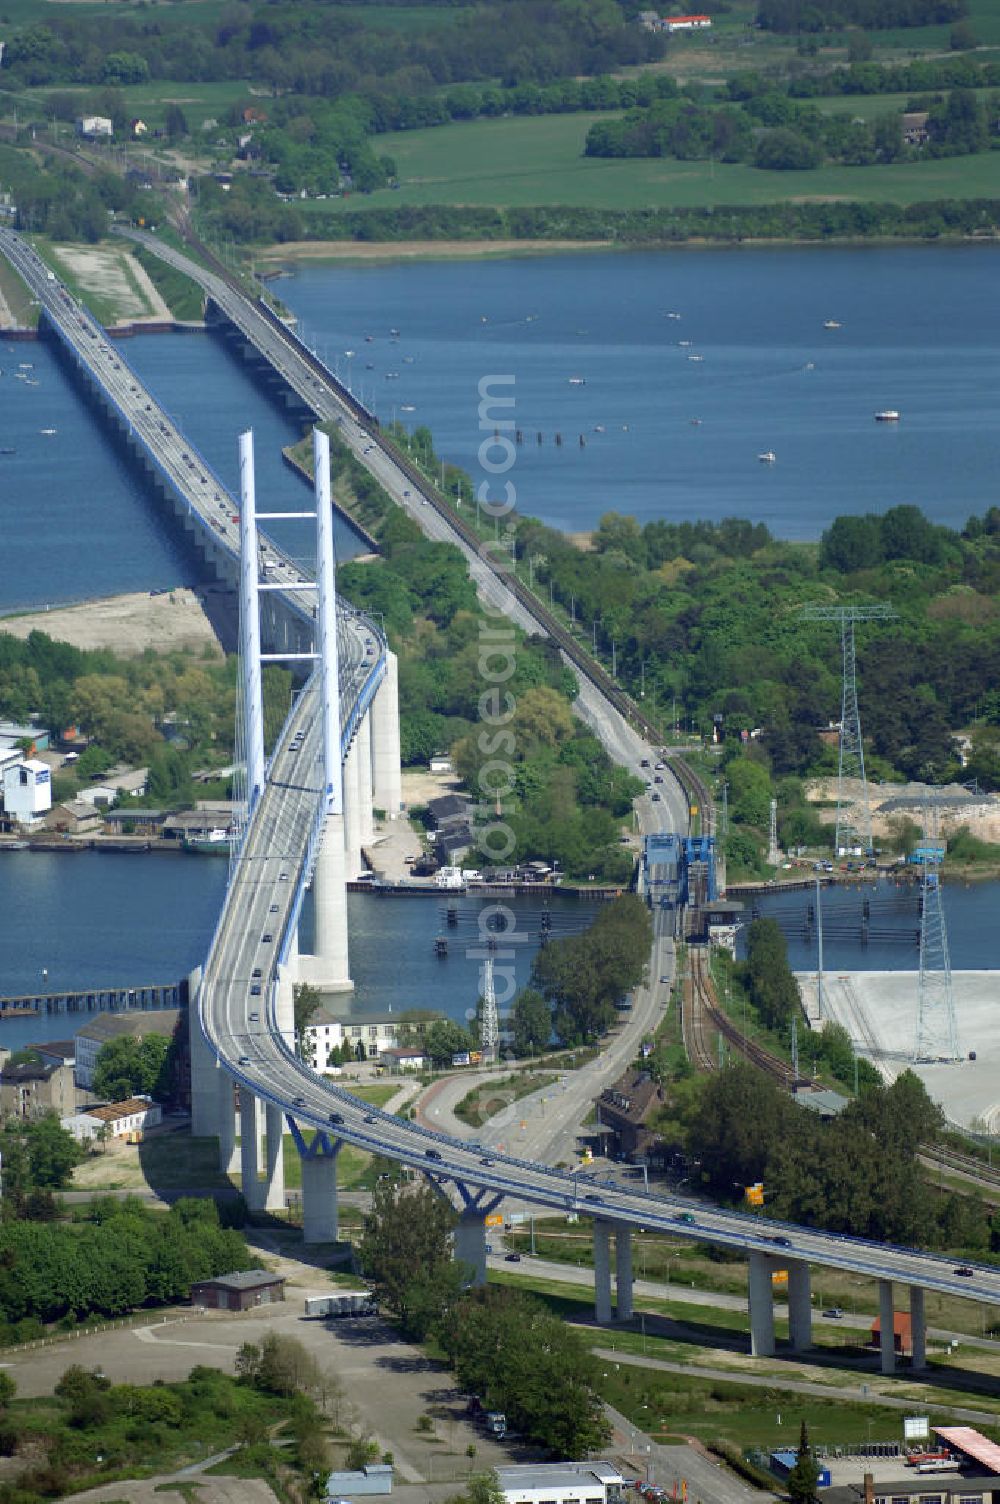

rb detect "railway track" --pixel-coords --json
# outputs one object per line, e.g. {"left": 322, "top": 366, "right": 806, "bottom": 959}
{"left": 687, "top": 948, "right": 812, "bottom": 1090}
{"left": 921, "top": 1141, "right": 1000, "bottom": 1190}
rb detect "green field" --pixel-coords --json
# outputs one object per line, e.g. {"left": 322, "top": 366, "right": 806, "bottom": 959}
{"left": 1, "top": 78, "right": 253, "bottom": 133}
{"left": 0, "top": 0, "right": 232, "bottom": 26}
{"left": 320, "top": 112, "right": 1000, "bottom": 214}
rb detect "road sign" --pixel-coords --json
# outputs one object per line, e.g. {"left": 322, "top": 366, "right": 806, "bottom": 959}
{"left": 485, "top": 1214, "right": 503, "bottom": 1228}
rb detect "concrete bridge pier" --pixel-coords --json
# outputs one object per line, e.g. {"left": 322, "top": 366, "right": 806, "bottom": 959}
{"left": 594, "top": 1220, "right": 613, "bottom": 1324}
{"left": 357, "top": 714, "right": 375, "bottom": 847}
{"left": 343, "top": 732, "right": 364, "bottom": 878}
{"left": 275, "top": 937, "right": 297, "bottom": 1049}
{"left": 297, "top": 813, "right": 352, "bottom": 991}
{"left": 188, "top": 967, "right": 239, "bottom": 1173}
{"left": 615, "top": 1225, "right": 634, "bottom": 1321}
{"left": 748, "top": 1251, "right": 776, "bottom": 1358}
{"left": 301, "top": 1143, "right": 341, "bottom": 1244}
{"left": 879, "top": 1279, "right": 896, "bottom": 1374}
{"left": 787, "top": 1259, "right": 812, "bottom": 1352}
{"left": 372, "top": 651, "right": 403, "bottom": 817}
{"left": 451, "top": 1185, "right": 502, "bottom": 1288}
{"left": 264, "top": 1102, "right": 285, "bottom": 1212}
{"left": 455, "top": 1210, "right": 489, "bottom": 1288}
{"left": 910, "top": 1285, "right": 926, "bottom": 1371}
{"left": 239, "top": 1087, "right": 266, "bottom": 1212}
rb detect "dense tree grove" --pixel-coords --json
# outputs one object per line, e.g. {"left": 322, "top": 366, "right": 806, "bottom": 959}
{"left": 0, "top": 629, "right": 292, "bottom": 809}
{"left": 1, "top": 0, "right": 663, "bottom": 93}
{"left": 503, "top": 504, "right": 1000, "bottom": 801}
{"left": 681, "top": 1063, "right": 994, "bottom": 1250}
{"left": 92, "top": 1034, "right": 172, "bottom": 1104}
{"left": 0, "top": 145, "right": 156, "bottom": 243}
{"left": 586, "top": 83, "right": 997, "bottom": 166}
{"left": 440, "top": 1287, "right": 611, "bottom": 1457}
{"left": 530, "top": 896, "right": 652, "bottom": 1044}
{"left": 0, "top": 1198, "right": 256, "bottom": 1330}
{"left": 757, "top": 0, "right": 966, "bottom": 31}
{"left": 281, "top": 197, "right": 1000, "bottom": 250}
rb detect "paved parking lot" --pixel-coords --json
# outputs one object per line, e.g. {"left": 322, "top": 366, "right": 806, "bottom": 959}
{"left": 6, "top": 1268, "right": 518, "bottom": 1489}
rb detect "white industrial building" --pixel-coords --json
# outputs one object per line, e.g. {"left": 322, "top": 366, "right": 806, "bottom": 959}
{"left": 496, "top": 1463, "right": 626, "bottom": 1504}
{"left": 2, "top": 758, "right": 52, "bottom": 824}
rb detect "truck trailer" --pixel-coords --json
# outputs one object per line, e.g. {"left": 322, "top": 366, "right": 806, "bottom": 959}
{"left": 304, "top": 1292, "right": 375, "bottom": 1319}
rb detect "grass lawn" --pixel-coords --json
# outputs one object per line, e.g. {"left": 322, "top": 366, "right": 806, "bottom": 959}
{"left": 454, "top": 1071, "right": 558, "bottom": 1129}
{"left": 316, "top": 112, "right": 1000, "bottom": 215}
{"left": 345, "top": 1082, "right": 401, "bottom": 1108}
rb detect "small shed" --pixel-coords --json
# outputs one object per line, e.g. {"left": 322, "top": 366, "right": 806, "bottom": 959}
{"left": 870, "top": 1309, "right": 911, "bottom": 1356}
{"left": 191, "top": 1270, "right": 286, "bottom": 1311}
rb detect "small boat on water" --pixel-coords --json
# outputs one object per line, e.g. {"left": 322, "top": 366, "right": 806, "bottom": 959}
{"left": 0, "top": 447, "right": 16, "bottom": 455}
{"left": 823, "top": 320, "right": 841, "bottom": 329}
{"left": 593, "top": 425, "right": 605, "bottom": 433}
{"left": 39, "top": 427, "right": 57, "bottom": 436}
{"left": 687, "top": 354, "right": 704, "bottom": 363}
{"left": 567, "top": 376, "right": 586, "bottom": 386}
{"left": 874, "top": 409, "right": 900, "bottom": 423}
{"left": 389, "top": 328, "right": 400, "bottom": 336}
{"left": 400, "top": 404, "right": 416, "bottom": 412}
{"left": 666, "top": 311, "right": 682, "bottom": 320}
{"left": 758, "top": 450, "right": 776, "bottom": 463}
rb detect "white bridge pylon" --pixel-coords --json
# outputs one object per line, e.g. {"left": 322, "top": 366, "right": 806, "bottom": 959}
{"left": 237, "top": 426, "right": 399, "bottom": 995}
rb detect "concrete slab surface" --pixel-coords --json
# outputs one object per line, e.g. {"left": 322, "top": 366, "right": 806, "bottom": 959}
{"left": 796, "top": 971, "right": 1000, "bottom": 1130}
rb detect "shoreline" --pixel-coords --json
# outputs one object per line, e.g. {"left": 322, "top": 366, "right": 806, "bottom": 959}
{"left": 257, "top": 237, "right": 616, "bottom": 265}
{"left": 257, "top": 231, "right": 1000, "bottom": 267}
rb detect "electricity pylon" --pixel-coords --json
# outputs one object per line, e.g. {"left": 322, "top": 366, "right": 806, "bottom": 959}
{"left": 915, "top": 863, "right": 959, "bottom": 1062}
{"left": 801, "top": 603, "right": 896, "bottom": 856}
{"left": 480, "top": 955, "right": 499, "bottom": 1065}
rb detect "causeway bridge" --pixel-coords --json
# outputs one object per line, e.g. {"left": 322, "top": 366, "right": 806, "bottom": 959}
{"left": 4, "top": 225, "right": 999, "bottom": 1376}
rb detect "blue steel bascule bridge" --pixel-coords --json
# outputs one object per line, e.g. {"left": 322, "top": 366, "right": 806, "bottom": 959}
{"left": 640, "top": 831, "right": 718, "bottom": 914}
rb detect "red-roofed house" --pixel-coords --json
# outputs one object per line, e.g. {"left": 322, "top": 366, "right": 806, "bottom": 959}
{"left": 665, "top": 14, "right": 712, "bottom": 30}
